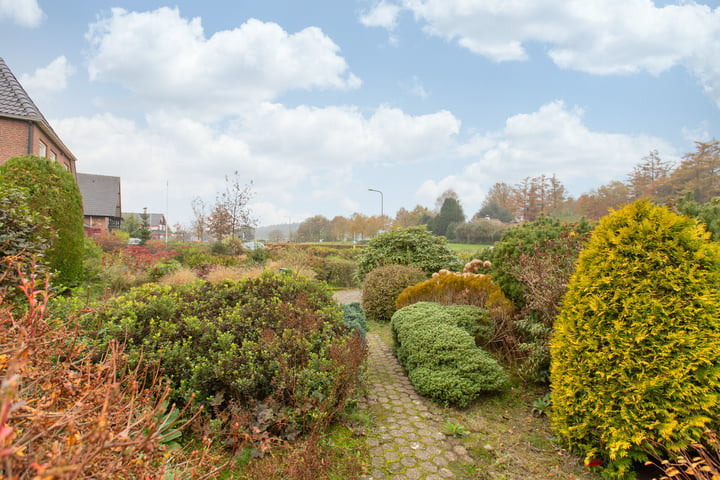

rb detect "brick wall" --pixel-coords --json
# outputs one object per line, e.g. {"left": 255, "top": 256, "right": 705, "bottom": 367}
{"left": 0, "top": 117, "right": 76, "bottom": 176}
{"left": 0, "top": 117, "right": 30, "bottom": 162}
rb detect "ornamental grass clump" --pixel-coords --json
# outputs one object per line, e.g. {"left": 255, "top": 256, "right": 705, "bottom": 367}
{"left": 550, "top": 200, "right": 720, "bottom": 479}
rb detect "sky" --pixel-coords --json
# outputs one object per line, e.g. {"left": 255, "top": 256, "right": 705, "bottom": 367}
{"left": 1, "top": 0, "right": 719, "bottom": 228}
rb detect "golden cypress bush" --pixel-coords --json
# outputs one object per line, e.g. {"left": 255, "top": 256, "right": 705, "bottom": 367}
{"left": 550, "top": 200, "right": 720, "bottom": 479}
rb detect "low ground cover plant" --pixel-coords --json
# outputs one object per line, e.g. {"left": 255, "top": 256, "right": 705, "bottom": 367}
{"left": 79, "top": 272, "right": 367, "bottom": 442}
{"left": 550, "top": 200, "right": 720, "bottom": 479}
{"left": 391, "top": 302, "right": 509, "bottom": 407}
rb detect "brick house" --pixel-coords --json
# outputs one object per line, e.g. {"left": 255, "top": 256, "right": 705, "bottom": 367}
{"left": 124, "top": 212, "right": 168, "bottom": 240}
{"left": 77, "top": 173, "right": 123, "bottom": 237}
{"left": 0, "top": 57, "right": 77, "bottom": 177}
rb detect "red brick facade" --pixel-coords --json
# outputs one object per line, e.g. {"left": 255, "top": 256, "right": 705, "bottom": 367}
{"left": 0, "top": 116, "right": 76, "bottom": 176}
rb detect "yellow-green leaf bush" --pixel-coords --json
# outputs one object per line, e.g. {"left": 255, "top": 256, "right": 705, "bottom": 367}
{"left": 550, "top": 200, "right": 720, "bottom": 479}
{"left": 391, "top": 302, "right": 509, "bottom": 406}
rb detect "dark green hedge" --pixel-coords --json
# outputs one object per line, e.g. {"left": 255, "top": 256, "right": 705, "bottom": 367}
{"left": 0, "top": 155, "right": 84, "bottom": 287}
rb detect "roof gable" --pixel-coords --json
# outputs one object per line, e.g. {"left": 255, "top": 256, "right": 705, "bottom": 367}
{"left": 77, "top": 173, "right": 122, "bottom": 218}
{"left": 0, "top": 57, "right": 77, "bottom": 163}
{"left": 0, "top": 57, "right": 45, "bottom": 121}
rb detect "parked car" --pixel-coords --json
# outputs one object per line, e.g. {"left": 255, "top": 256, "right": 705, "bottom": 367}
{"left": 243, "top": 241, "right": 264, "bottom": 250}
{"left": 127, "top": 238, "right": 141, "bottom": 246}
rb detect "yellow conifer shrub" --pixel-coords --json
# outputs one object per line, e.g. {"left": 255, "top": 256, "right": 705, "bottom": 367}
{"left": 550, "top": 200, "right": 720, "bottom": 478}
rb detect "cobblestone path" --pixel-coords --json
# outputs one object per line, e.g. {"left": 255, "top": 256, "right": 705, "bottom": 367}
{"left": 360, "top": 332, "right": 473, "bottom": 480}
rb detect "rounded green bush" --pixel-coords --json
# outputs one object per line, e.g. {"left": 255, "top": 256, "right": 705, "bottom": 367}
{"left": 0, "top": 181, "right": 54, "bottom": 299}
{"left": 491, "top": 216, "right": 592, "bottom": 306}
{"left": 356, "top": 225, "right": 462, "bottom": 280}
{"left": 361, "top": 264, "right": 426, "bottom": 322}
{"left": 550, "top": 200, "right": 720, "bottom": 478}
{"left": 391, "top": 302, "right": 509, "bottom": 406}
{"left": 342, "top": 302, "right": 367, "bottom": 339}
{"left": 0, "top": 155, "right": 84, "bottom": 287}
{"left": 81, "top": 272, "right": 366, "bottom": 437}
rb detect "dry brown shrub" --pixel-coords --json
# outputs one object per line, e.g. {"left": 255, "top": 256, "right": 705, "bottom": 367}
{"left": 205, "top": 265, "right": 247, "bottom": 283}
{"left": 160, "top": 267, "right": 199, "bottom": 285}
{"left": 0, "top": 265, "right": 227, "bottom": 479}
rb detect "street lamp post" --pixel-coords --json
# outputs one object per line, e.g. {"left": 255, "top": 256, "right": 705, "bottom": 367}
{"left": 368, "top": 188, "right": 384, "bottom": 232}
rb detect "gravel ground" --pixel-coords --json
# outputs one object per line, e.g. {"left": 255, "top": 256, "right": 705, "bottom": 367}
{"left": 333, "top": 288, "right": 362, "bottom": 304}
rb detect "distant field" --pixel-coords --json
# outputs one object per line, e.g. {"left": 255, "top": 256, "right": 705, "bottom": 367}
{"left": 447, "top": 243, "right": 491, "bottom": 252}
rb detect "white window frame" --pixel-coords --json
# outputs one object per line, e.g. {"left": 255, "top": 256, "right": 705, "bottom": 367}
{"left": 38, "top": 140, "right": 47, "bottom": 157}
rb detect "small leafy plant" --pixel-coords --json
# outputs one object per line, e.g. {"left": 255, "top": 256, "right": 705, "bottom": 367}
{"left": 444, "top": 420, "right": 469, "bottom": 438}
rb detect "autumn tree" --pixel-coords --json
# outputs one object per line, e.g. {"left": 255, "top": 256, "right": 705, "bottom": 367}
{"left": 330, "top": 215, "right": 350, "bottom": 241}
{"left": 627, "top": 150, "right": 673, "bottom": 199}
{"left": 483, "top": 182, "right": 515, "bottom": 213}
{"left": 296, "top": 215, "right": 332, "bottom": 242}
{"left": 191, "top": 197, "right": 208, "bottom": 241}
{"left": 215, "top": 171, "right": 256, "bottom": 239}
{"left": 394, "top": 205, "right": 432, "bottom": 229}
{"left": 434, "top": 189, "right": 459, "bottom": 211}
{"left": 576, "top": 181, "right": 632, "bottom": 221}
{"left": 662, "top": 139, "right": 720, "bottom": 203}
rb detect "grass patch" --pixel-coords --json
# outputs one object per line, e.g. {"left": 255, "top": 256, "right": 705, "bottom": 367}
{"left": 447, "top": 243, "right": 491, "bottom": 252}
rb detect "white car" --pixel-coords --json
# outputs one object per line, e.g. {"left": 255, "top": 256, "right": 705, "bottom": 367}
{"left": 243, "top": 241, "right": 264, "bottom": 250}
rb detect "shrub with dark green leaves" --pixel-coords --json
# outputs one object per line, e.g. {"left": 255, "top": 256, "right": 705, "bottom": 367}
{"left": 0, "top": 155, "right": 84, "bottom": 287}
{"left": 81, "top": 272, "right": 366, "bottom": 438}
{"left": 316, "top": 257, "right": 358, "bottom": 288}
{"left": 491, "top": 216, "right": 592, "bottom": 306}
{"left": 356, "top": 226, "right": 461, "bottom": 280}
{"left": 342, "top": 302, "right": 367, "bottom": 338}
{"left": 391, "top": 302, "right": 509, "bottom": 407}
{"left": 361, "top": 264, "right": 426, "bottom": 322}
{"left": 550, "top": 200, "right": 720, "bottom": 479}
{"left": 0, "top": 181, "right": 54, "bottom": 299}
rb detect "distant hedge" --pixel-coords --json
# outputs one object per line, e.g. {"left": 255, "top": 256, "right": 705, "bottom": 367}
{"left": 0, "top": 155, "right": 84, "bottom": 287}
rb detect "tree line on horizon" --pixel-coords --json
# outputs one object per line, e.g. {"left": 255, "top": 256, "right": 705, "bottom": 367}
{"left": 288, "top": 139, "right": 719, "bottom": 244}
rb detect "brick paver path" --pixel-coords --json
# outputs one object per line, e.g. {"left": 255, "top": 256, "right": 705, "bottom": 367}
{"left": 360, "top": 332, "right": 473, "bottom": 480}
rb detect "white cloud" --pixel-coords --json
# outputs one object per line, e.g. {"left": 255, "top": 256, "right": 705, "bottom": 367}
{"left": 19, "top": 56, "right": 75, "bottom": 96}
{"left": 417, "top": 101, "right": 678, "bottom": 210}
{"left": 370, "top": 0, "right": 720, "bottom": 107}
{"left": 85, "top": 7, "right": 361, "bottom": 117}
{"left": 360, "top": 1, "right": 401, "bottom": 29}
{"left": 0, "top": 0, "right": 43, "bottom": 27}
{"left": 55, "top": 103, "right": 461, "bottom": 225}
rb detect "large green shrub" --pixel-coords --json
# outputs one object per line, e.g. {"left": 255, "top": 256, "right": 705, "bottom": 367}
{"left": 356, "top": 226, "right": 461, "bottom": 280}
{"left": 550, "top": 200, "right": 720, "bottom": 478}
{"left": 361, "top": 264, "right": 426, "bottom": 322}
{"left": 391, "top": 302, "right": 509, "bottom": 406}
{"left": 0, "top": 156, "right": 84, "bottom": 287}
{"left": 81, "top": 272, "right": 366, "bottom": 437}
{"left": 491, "top": 216, "right": 592, "bottom": 306}
{"left": 316, "top": 257, "right": 358, "bottom": 288}
{"left": 0, "top": 181, "right": 54, "bottom": 299}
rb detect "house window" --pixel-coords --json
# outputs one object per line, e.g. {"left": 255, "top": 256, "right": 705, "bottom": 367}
{"left": 49, "top": 150, "right": 56, "bottom": 161}
{"left": 38, "top": 140, "right": 47, "bottom": 157}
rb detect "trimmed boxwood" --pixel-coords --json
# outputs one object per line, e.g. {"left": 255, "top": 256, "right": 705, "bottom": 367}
{"left": 361, "top": 264, "right": 426, "bottom": 322}
{"left": 550, "top": 200, "right": 720, "bottom": 478}
{"left": 391, "top": 302, "right": 509, "bottom": 407}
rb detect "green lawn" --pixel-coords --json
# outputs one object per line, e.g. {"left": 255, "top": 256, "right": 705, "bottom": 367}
{"left": 447, "top": 243, "right": 491, "bottom": 253}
